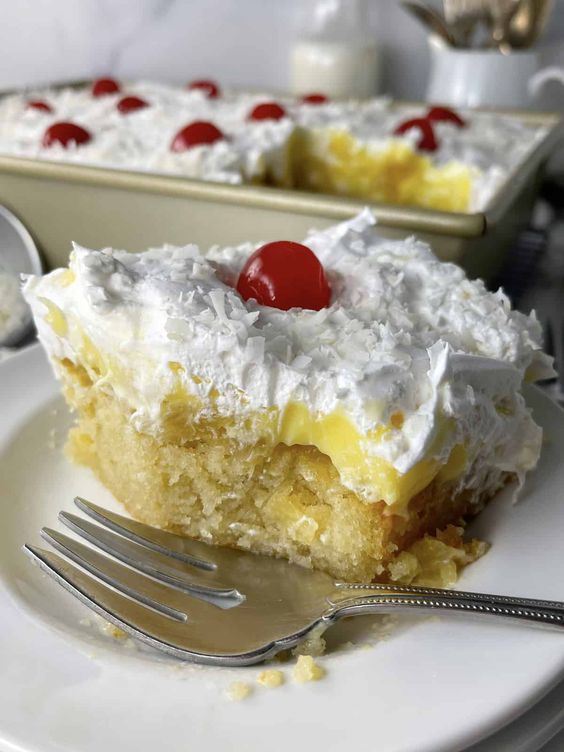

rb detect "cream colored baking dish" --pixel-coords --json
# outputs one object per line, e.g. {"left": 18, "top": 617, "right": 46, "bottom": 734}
{"left": 0, "top": 96, "right": 561, "bottom": 280}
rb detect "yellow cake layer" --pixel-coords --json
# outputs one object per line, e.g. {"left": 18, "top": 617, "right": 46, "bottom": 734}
{"left": 59, "top": 357, "right": 491, "bottom": 583}
{"left": 291, "top": 128, "right": 473, "bottom": 212}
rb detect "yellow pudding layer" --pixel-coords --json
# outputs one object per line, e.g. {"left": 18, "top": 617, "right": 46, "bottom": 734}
{"left": 291, "top": 129, "right": 473, "bottom": 212}
{"left": 279, "top": 401, "right": 466, "bottom": 510}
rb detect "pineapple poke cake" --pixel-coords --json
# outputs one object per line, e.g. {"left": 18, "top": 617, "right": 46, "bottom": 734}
{"left": 23, "top": 210, "right": 552, "bottom": 583}
{"left": 0, "top": 77, "right": 547, "bottom": 212}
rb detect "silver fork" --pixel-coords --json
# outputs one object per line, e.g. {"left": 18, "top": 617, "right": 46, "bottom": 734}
{"left": 23, "top": 497, "right": 564, "bottom": 666}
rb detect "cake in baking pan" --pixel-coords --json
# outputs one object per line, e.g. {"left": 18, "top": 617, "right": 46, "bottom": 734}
{"left": 0, "top": 78, "right": 547, "bottom": 212}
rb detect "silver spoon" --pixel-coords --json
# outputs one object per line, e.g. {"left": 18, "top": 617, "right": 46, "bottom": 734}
{"left": 489, "top": 0, "right": 522, "bottom": 51}
{"left": 0, "top": 204, "right": 42, "bottom": 348}
{"left": 442, "top": 0, "right": 492, "bottom": 47}
{"left": 507, "top": 0, "right": 553, "bottom": 49}
{"left": 402, "top": 2, "right": 457, "bottom": 46}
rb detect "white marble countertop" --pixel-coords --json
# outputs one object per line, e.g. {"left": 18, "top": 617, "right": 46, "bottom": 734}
{"left": 0, "top": 0, "right": 563, "bottom": 102}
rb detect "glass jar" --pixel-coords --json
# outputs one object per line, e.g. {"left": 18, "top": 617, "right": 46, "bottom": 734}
{"left": 290, "top": 0, "right": 381, "bottom": 99}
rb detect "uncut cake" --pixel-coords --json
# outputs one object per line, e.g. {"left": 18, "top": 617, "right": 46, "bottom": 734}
{"left": 23, "top": 211, "right": 552, "bottom": 583}
{"left": 0, "top": 77, "right": 547, "bottom": 212}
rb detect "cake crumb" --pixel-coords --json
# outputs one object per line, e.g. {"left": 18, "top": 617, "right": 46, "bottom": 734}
{"left": 336, "top": 640, "right": 357, "bottom": 652}
{"left": 101, "top": 622, "right": 128, "bottom": 640}
{"left": 292, "top": 625, "right": 326, "bottom": 657}
{"left": 293, "top": 655, "right": 325, "bottom": 683}
{"left": 257, "top": 669, "right": 285, "bottom": 688}
{"left": 226, "top": 681, "right": 252, "bottom": 701}
{"left": 371, "top": 614, "right": 399, "bottom": 641}
{"left": 385, "top": 526, "right": 489, "bottom": 588}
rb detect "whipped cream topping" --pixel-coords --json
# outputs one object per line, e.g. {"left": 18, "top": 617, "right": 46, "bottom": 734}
{"left": 23, "top": 211, "right": 552, "bottom": 501}
{"left": 0, "top": 82, "right": 546, "bottom": 210}
{"left": 0, "top": 84, "right": 293, "bottom": 184}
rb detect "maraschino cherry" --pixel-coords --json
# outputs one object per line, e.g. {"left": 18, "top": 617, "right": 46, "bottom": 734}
{"left": 248, "top": 102, "right": 287, "bottom": 122}
{"left": 42, "top": 122, "right": 92, "bottom": 148}
{"left": 427, "top": 106, "right": 466, "bottom": 128}
{"left": 237, "top": 241, "right": 331, "bottom": 311}
{"left": 91, "top": 78, "right": 121, "bottom": 97}
{"left": 301, "top": 93, "right": 329, "bottom": 105}
{"left": 188, "top": 79, "right": 221, "bottom": 99}
{"left": 117, "top": 95, "right": 149, "bottom": 114}
{"left": 394, "top": 117, "right": 438, "bottom": 152}
{"left": 171, "top": 121, "right": 225, "bottom": 152}
{"left": 27, "top": 100, "right": 53, "bottom": 113}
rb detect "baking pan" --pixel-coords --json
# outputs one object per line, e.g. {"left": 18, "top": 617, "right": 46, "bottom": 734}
{"left": 0, "top": 95, "right": 561, "bottom": 280}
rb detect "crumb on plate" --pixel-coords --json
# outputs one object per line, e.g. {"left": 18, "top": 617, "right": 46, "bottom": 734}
{"left": 293, "top": 655, "right": 326, "bottom": 683}
{"left": 101, "top": 622, "right": 128, "bottom": 640}
{"left": 257, "top": 669, "right": 285, "bottom": 688}
{"left": 227, "top": 681, "right": 252, "bottom": 701}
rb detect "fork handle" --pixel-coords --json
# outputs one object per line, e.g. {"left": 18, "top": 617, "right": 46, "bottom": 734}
{"left": 333, "top": 582, "right": 564, "bottom": 614}
{"left": 328, "top": 592, "right": 564, "bottom": 630}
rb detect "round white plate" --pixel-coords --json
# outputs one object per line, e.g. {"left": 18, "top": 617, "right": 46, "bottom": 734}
{"left": 465, "top": 678, "right": 564, "bottom": 751}
{"left": 1, "top": 344, "right": 564, "bottom": 752}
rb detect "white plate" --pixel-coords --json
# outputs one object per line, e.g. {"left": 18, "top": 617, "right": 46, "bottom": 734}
{"left": 1, "top": 344, "right": 564, "bottom": 752}
{"left": 465, "top": 677, "right": 564, "bottom": 752}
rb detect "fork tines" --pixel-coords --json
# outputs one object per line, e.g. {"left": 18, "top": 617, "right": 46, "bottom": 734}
{"left": 23, "top": 498, "right": 260, "bottom": 665}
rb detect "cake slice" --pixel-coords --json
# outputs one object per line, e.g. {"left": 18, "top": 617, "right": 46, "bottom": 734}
{"left": 23, "top": 210, "right": 552, "bottom": 583}
{"left": 290, "top": 100, "right": 474, "bottom": 212}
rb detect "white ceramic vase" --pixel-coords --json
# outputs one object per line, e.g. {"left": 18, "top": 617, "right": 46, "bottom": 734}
{"left": 426, "top": 41, "right": 564, "bottom": 109}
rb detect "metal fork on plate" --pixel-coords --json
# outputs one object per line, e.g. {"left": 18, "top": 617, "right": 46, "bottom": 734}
{"left": 24, "top": 497, "right": 564, "bottom": 666}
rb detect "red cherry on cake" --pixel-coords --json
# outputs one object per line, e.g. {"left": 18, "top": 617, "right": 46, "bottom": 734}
{"left": 42, "top": 122, "right": 92, "bottom": 148}
{"left": 427, "top": 106, "right": 466, "bottom": 128}
{"left": 27, "top": 100, "right": 53, "bottom": 113}
{"left": 171, "top": 121, "right": 225, "bottom": 152}
{"left": 117, "top": 95, "right": 149, "bottom": 114}
{"left": 91, "top": 78, "right": 121, "bottom": 97}
{"left": 236, "top": 240, "right": 331, "bottom": 311}
{"left": 248, "top": 102, "right": 287, "bottom": 122}
{"left": 188, "top": 79, "right": 221, "bottom": 99}
{"left": 301, "top": 93, "right": 329, "bottom": 105}
{"left": 394, "top": 117, "right": 438, "bottom": 152}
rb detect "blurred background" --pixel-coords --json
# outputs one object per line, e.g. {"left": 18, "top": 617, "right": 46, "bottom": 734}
{"left": 0, "top": 0, "right": 563, "bottom": 100}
